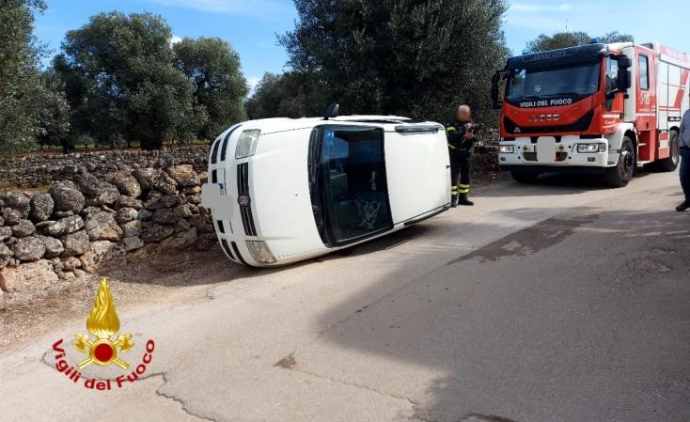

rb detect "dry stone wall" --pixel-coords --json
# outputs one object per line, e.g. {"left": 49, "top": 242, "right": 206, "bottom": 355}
{"left": 0, "top": 164, "right": 216, "bottom": 307}
{"left": 0, "top": 146, "right": 209, "bottom": 190}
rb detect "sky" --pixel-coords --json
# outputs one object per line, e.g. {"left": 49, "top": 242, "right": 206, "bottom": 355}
{"left": 34, "top": 0, "right": 690, "bottom": 93}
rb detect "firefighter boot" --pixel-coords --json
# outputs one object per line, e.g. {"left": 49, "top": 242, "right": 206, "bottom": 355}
{"left": 458, "top": 193, "right": 474, "bottom": 206}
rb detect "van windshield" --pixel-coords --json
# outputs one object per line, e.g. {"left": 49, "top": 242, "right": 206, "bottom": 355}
{"left": 309, "top": 126, "right": 393, "bottom": 247}
{"left": 506, "top": 63, "right": 601, "bottom": 104}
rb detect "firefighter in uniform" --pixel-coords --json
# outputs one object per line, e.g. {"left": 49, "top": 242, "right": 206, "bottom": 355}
{"left": 446, "top": 104, "right": 476, "bottom": 207}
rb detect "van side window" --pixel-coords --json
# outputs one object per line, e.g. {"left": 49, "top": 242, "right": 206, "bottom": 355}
{"left": 639, "top": 55, "right": 650, "bottom": 91}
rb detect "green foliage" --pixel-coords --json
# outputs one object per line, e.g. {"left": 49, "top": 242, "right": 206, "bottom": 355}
{"left": 0, "top": 0, "right": 47, "bottom": 152}
{"left": 267, "top": 0, "right": 508, "bottom": 124}
{"left": 246, "top": 72, "right": 328, "bottom": 119}
{"left": 55, "top": 12, "right": 196, "bottom": 150}
{"left": 174, "top": 37, "right": 248, "bottom": 140}
{"left": 35, "top": 69, "right": 72, "bottom": 152}
{"left": 524, "top": 31, "right": 635, "bottom": 54}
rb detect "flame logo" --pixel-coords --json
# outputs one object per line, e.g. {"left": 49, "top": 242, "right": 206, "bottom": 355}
{"left": 74, "top": 278, "right": 134, "bottom": 369}
{"left": 86, "top": 279, "right": 120, "bottom": 338}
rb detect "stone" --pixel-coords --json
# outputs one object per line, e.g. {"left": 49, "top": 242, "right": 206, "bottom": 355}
{"left": 190, "top": 214, "right": 214, "bottom": 234}
{"left": 187, "top": 194, "right": 202, "bottom": 205}
{"left": 138, "top": 209, "right": 153, "bottom": 221}
{"left": 12, "top": 219, "right": 35, "bottom": 238}
{"left": 116, "top": 207, "right": 138, "bottom": 224}
{"left": 62, "top": 256, "right": 82, "bottom": 271}
{"left": 141, "top": 222, "right": 175, "bottom": 243}
{"left": 0, "top": 215, "right": 4, "bottom": 226}
{"left": 111, "top": 171, "right": 142, "bottom": 198}
{"left": 121, "top": 220, "right": 142, "bottom": 238}
{"left": 182, "top": 186, "right": 202, "bottom": 195}
{"left": 61, "top": 215, "right": 85, "bottom": 234}
{"left": 80, "top": 240, "right": 121, "bottom": 273}
{"left": 30, "top": 192, "right": 55, "bottom": 222}
{"left": 167, "top": 165, "right": 200, "bottom": 188}
{"left": 174, "top": 204, "right": 193, "bottom": 219}
{"left": 161, "top": 228, "right": 197, "bottom": 250}
{"left": 49, "top": 181, "right": 85, "bottom": 213}
{"left": 133, "top": 168, "right": 160, "bottom": 191}
{"left": 2, "top": 192, "right": 31, "bottom": 218}
{"left": 40, "top": 236, "right": 64, "bottom": 258}
{"left": 116, "top": 196, "right": 143, "bottom": 210}
{"left": 62, "top": 231, "right": 90, "bottom": 256}
{"left": 75, "top": 172, "right": 102, "bottom": 197}
{"left": 2, "top": 208, "right": 22, "bottom": 225}
{"left": 38, "top": 220, "right": 66, "bottom": 237}
{"left": 0, "top": 226, "right": 12, "bottom": 242}
{"left": 156, "top": 172, "right": 178, "bottom": 195}
{"left": 0, "top": 260, "right": 58, "bottom": 292}
{"left": 13, "top": 236, "right": 46, "bottom": 262}
{"left": 0, "top": 243, "right": 13, "bottom": 268}
{"left": 122, "top": 236, "right": 144, "bottom": 252}
{"left": 175, "top": 218, "right": 192, "bottom": 233}
{"left": 85, "top": 211, "right": 123, "bottom": 241}
{"left": 160, "top": 195, "right": 180, "bottom": 208}
{"left": 152, "top": 208, "right": 177, "bottom": 225}
{"left": 53, "top": 210, "right": 74, "bottom": 218}
{"left": 93, "top": 182, "right": 121, "bottom": 206}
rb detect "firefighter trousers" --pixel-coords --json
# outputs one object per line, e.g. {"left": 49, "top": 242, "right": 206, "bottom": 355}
{"left": 451, "top": 156, "right": 472, "bottom": 197}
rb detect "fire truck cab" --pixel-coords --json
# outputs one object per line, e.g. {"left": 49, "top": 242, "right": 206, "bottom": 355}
{"left": 493, "top": 42, "right": 690, "bottom": 187}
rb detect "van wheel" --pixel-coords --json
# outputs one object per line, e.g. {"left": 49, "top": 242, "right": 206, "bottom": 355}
{"left": 511, "top": 169, "right": 540, "bottom": 184}
{"left": 606, "top": 136, "right": 636, "bottom": 188}
{"left": 655, "top": 130, "right": 680, "bottom": 172}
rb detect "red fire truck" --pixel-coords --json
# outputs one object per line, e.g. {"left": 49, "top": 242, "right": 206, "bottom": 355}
{"left": 493, "top": 42, "right": 690, "bottom": 187}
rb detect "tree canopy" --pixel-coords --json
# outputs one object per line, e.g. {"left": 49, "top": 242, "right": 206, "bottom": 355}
{"left": 0, "top": 0, "right": 48, "bottom": 152}
{"left": 174, "top": 37, "right": 248, "bottom": 140}
{"left": 524, "top": 31, "right": 634, "bottom": 54}
{"left": 265, "top": 0, "right": 508, "bottom": 124}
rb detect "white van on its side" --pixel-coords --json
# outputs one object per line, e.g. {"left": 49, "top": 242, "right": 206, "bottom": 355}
{"left": 201, "top": 115, "right": 451, "bottom": 267}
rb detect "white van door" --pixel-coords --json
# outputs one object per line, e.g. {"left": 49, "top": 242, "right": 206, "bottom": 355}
{"left": 385, "top": 127, "right": 451, "bottom": 224}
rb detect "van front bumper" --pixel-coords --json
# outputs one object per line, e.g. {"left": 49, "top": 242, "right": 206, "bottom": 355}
{"left": 499, "top": 135, "right": 617, "bottom": 169}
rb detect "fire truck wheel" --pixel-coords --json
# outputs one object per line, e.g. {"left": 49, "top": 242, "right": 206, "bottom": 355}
{"left": 655, "top": 130, "right": 680, "bottom": 172}
{"left": 511, "top": 169, "right": 541, "bottom": 184}
{"left": 606, "top": 136, "right": 636, "bottom": 188}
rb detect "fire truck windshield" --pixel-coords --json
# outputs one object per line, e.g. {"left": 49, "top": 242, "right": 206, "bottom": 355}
{"left": 506, "top": 63, "right": 601, "bottom": 105}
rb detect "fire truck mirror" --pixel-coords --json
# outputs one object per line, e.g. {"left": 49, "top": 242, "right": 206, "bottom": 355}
{"left": 491, "top": 71, "right": 507, "bottom": 110}
{"left": 617, "top": 56, "right": 632, "bottom": 91}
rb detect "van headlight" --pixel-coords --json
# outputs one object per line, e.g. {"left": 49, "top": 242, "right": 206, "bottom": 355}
{"left": 246, "top": 240, "right": 277, "bottom": 265}
{"left": 499, "top": 145, "right": 515, "bottom": 154}
{"left": 577, "top": 143, "right": 606, "bottom": 153}
{"left": 235, "top": 129, "right": 261, "bottom": 159}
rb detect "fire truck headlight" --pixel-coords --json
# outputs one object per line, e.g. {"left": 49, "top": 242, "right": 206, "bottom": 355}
{"left": 577, "top": 143, "right": 606, "bottom": 153}
{"left": 235, "top": 129, "right": 261, "bottom": 159}
{"left": 246, "top": 240, "right": 277, "bottom": 265}
{"left": 499, "top": 145, "right": 515, "bottom": 154}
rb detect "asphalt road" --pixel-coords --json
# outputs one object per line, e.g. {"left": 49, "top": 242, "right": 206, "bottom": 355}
{"left": 2, "top": 170, "right": 690, "bottom": 422}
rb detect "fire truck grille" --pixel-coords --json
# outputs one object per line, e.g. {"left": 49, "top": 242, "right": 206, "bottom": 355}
{"left": 237, "top": 163, "right": 257, "bottom": 236}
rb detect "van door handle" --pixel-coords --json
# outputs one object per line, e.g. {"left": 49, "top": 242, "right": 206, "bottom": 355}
{"left": 445, "top": 165, "right": 451, "bottom": 169}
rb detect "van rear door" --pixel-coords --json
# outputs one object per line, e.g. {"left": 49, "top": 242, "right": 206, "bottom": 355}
{"left": 385, "top": 125, "right": 450, "bottom": 224}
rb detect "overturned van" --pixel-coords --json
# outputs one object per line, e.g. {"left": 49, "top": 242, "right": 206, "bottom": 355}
{"left": 201, "top": 115, "right": 451, "bottom": 267}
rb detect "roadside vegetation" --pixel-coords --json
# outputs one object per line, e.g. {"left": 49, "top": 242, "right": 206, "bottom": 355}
{"left": 1, "top": 0, "right": 633, "bottom": 155}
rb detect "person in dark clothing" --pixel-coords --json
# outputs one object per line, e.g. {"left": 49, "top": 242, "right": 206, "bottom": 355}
{"left": 677, "top": 100, "right": 690, "bottom": 212}
{"left": 446, "top": 105, "right": 476, "bottom": 207}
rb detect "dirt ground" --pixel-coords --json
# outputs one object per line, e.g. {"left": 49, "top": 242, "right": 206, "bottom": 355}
{"left": 0, "top": 247, "right": 246, "bottom": 353}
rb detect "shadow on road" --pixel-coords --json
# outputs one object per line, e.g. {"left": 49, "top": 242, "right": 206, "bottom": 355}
{"left": 311, "top": 205, "right": 690, "bottom": 422}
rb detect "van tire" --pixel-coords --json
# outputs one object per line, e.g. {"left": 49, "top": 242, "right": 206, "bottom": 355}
{"left": 511, "top": 169, "right": 541, "bottom": 184}
{"left": 605, "top": 136, "right": 636, "bottom": 188}
{"left": 655, "top": 130, "right": 680, "bottom": 172}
